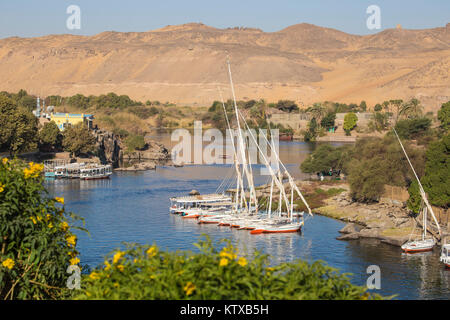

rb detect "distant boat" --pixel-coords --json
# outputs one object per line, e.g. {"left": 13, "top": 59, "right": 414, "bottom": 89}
{"left": 279, "top": 133, "right": 293, "bottom": 141}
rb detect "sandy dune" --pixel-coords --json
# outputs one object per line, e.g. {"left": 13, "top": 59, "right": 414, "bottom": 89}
{"left": 0, "top": 22, "right": 449, "bottom": 111}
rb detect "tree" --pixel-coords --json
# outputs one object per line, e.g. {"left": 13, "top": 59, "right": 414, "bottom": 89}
{"left": 437, "top": 101, "right": 450, "bottom": 131}
{"left": 303, "top": 118, "right": 318, "bottom": 142}
{"left": 394, "top": 117, "right": 431, "bottom": 139}
{"left": 0, "top": 95, "right": 38, "bottom": 155}
{"left": 39, "top": 121, "right": 62, "bottom": 151}
{"left": 348, "top": 157, "right": 387, "bottom": 202}
{"left": 343, "top": 112, "right": 358, "bottom": 135}
{"left": 421, "top": 134, "right": 449, "bottom": 208}
{"left": 18, "top": 95, "right": 37, "bottom": 112}
{"left": 276, "top": 100, "right": 299, "bottom": 113}
{"left": 62, "top": 124, "right": 97, "bottom": 157}
{"left": 320, "top": 112, "right": 336, "bottom": 130}
{"left": 399, "top": 98, "right": 423, "bottom": 119}
{"left": 374, "top": 104, "right": 382, "bottom": 112}
{"left": 308, "top": 103, "right": 327, "bottom": 126}
{"left": 359, "top": 101, "right": 367, "bottom": 112}
{"left": 300, "top": 144, "right": 348, "bottom": 174}
{"left": 369, "top": 112, "right": 389, "bottom": 132}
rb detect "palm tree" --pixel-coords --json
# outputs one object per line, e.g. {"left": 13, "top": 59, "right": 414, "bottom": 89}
{"left": 308, "top": 103, "right": 327, "bottom": 127}
{"left": 399, "top": 98, "right": 423, "bottom": 119}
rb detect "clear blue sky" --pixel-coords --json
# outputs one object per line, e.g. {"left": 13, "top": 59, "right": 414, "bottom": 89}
{"left": 0, "top": 0, "right": 448, "bottom": 38}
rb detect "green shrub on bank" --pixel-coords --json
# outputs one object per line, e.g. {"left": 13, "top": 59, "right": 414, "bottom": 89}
{"left": 0, "top": 158, "right": 85, "bottom": 299}
{"left": 74, "top": 237, "right": 383, "bottom": 300}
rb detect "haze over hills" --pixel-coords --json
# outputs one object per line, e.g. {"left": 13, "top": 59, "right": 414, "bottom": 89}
{"left": 0, "top": 22, "right": 449, "bottom": 111}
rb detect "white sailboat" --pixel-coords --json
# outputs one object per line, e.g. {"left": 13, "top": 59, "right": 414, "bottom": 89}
{"left": 393, "top": 128, "right": 441, "bottom": 253}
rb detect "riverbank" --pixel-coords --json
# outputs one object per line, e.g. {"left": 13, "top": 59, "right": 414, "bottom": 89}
{"left": 256, "top": 180, "right": 422, "bottom": 247}
{"left": 312, "top": 183, "right": 448, "bottom": 247}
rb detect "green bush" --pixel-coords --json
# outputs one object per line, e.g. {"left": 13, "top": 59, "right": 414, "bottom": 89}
{"left": 0, "top": 159, "right": 84, "bottom": 299}
{"left": 73, "top": 237, "right": 383, "bottom": 300}
{"left": 394, "top": 117, "right": 431, "bottom": 140}
{"left": 62, "top": 124, "right": 97, "bottom": 157}
{"left": 125, "top": 134, "right": 146, "bottom": 153}
{"left": 343, "top": 113, "right": 358, "bottom": 135}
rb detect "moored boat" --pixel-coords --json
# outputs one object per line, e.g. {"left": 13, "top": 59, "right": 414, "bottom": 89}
{"left": 440, "top": 243, "right": 450, "bottom": 268}
{"left": 80, "top": 164, "right": 112, "bottom": 180}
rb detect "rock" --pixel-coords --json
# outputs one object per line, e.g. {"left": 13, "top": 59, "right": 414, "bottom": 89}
{"left": 359, "top": 228, "right": 380, "bottom": 238}
{"left": 93, "top": 129, "right": 121, "bottom": 167}
{"left": 114, "top": 161, "right": 156, "bottom": 171}
{"left": 337, "top": 232, "right": 360, "bottom": 241}
{"left": 124, "top": 140, "right": 170, "bottom": 162}
{"left": 380, "top": 237, "right": 407, "bottom": 247}
{"left": 339, "top": 223, "right": 362, "bottom": 234}
{"left": 189, "top": 190, "right": 200, "bottom": 196}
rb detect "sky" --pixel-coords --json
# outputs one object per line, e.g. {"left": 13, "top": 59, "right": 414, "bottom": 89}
{"left": 0, "top": 0, "right": 449, "bottom": 39}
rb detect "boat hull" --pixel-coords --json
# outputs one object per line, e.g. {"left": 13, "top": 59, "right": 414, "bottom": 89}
{"left": 401, "top": 239, "right": 435, "bottom": 253}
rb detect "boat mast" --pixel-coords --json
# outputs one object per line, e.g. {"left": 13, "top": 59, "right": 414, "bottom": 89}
{"left": 218, "top": 87, "right": 244, "bottom": 213}
{"left": 226, "top": 58, "right": 258, "bottom": 213}
{"left": 261, "top": 118, "right": 313, "bottom": 216}
{"left": 236, "top": 108, "right": 292, "bottom": 217}
{"left": 392, "top": 127, "right": 441, "bottom": 238}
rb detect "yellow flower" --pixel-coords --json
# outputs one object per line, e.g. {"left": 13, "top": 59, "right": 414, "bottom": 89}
{"left": 30, "top": 217, "right": 37, "bottom": 224}
{"left": 2, "top": 258, "right": 15, "bottom": 270}
{"left": 61, "top": 221, "right": 69, "bottom": 232}
{"left": 89, "top": 272, "right": 100, "bottom": 280}
{"left": 48, "top": 222, "right": 53, "bottom": 229}
{"left": 55, "top": 197, "right": 64, "bottom": 205}
{"left": 66, "top": 235, "right": 77, "bottom": 247}
{"left": 238, "top": 257, "right": 247, "bottom": 267}
{"left": 150, "top": 275, "right": 156, "bottom": 280}
{"left": 183, "top": 282, "right": 196, "bottom": 296}
{"left": 267, "top": 267, "right": 275, "bottom": 272}
{"left": 146, "top": 246, "right": 157, "bottom": 258}
{"left": 112, "top": 251, "right": 124, "bottom": 264}
{"left": 36, "top": 215, "right": 42, "bottom": 222}
{"left": 219, "top": 247, "right": 237, "bottom": 260}
{"left": 23, "top": 162, "right": 44, "bottom": 179}
{"left": 0, "top": 183, "right": 4, "bottom": 193}
{"left": 2, "top": 158, "right": 8, "bottom": 165}
{"left": 117, "top": 265, "right": 125, "bottom": 272}
{"left": 113, "top": 283, "right": 119, "bottom": 288}
{"left": 70, "top": 257, "right": 80, "bottom": 265}
{"left": 104, "top": 261, "right": 111, "bottom": 271}
{"left": 219, "top": 258, "right": 229, "bottom": 267}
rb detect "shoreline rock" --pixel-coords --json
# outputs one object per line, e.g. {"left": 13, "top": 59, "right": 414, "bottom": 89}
{"left": 316, "top": 189, "right": 415, "bottom": 247}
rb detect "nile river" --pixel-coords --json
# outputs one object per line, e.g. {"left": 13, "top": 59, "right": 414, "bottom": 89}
{"left": 45, "top": 140, "right": 450, "bottom": 300}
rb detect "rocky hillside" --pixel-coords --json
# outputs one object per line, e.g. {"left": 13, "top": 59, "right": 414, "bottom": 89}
{"left": 1, "top": 22, "right": 449, "bottom": 111}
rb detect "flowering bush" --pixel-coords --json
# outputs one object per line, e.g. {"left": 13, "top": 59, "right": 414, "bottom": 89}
{"left": 74, "top": 237, "right": 383, "bottom": 300}
{"left": 0, "top": 158, "right": 85, "bottom": 299}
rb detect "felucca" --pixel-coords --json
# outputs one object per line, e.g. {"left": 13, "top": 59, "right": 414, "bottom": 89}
{"left": 393, "top": 128, "right": 441, "bottom": 253}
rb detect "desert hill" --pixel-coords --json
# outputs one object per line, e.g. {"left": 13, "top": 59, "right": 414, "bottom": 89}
{"left": 0, "top": 22, "right": 449, "bottom": 110}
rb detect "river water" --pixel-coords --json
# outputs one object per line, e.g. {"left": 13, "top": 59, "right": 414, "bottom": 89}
{"left": 45, "top": 139, "right": 450, "bottom": 300}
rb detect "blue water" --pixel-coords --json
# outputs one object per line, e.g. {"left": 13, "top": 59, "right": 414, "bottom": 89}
{"left": 45, "top": 165, "right": 450, "bottom": 300}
